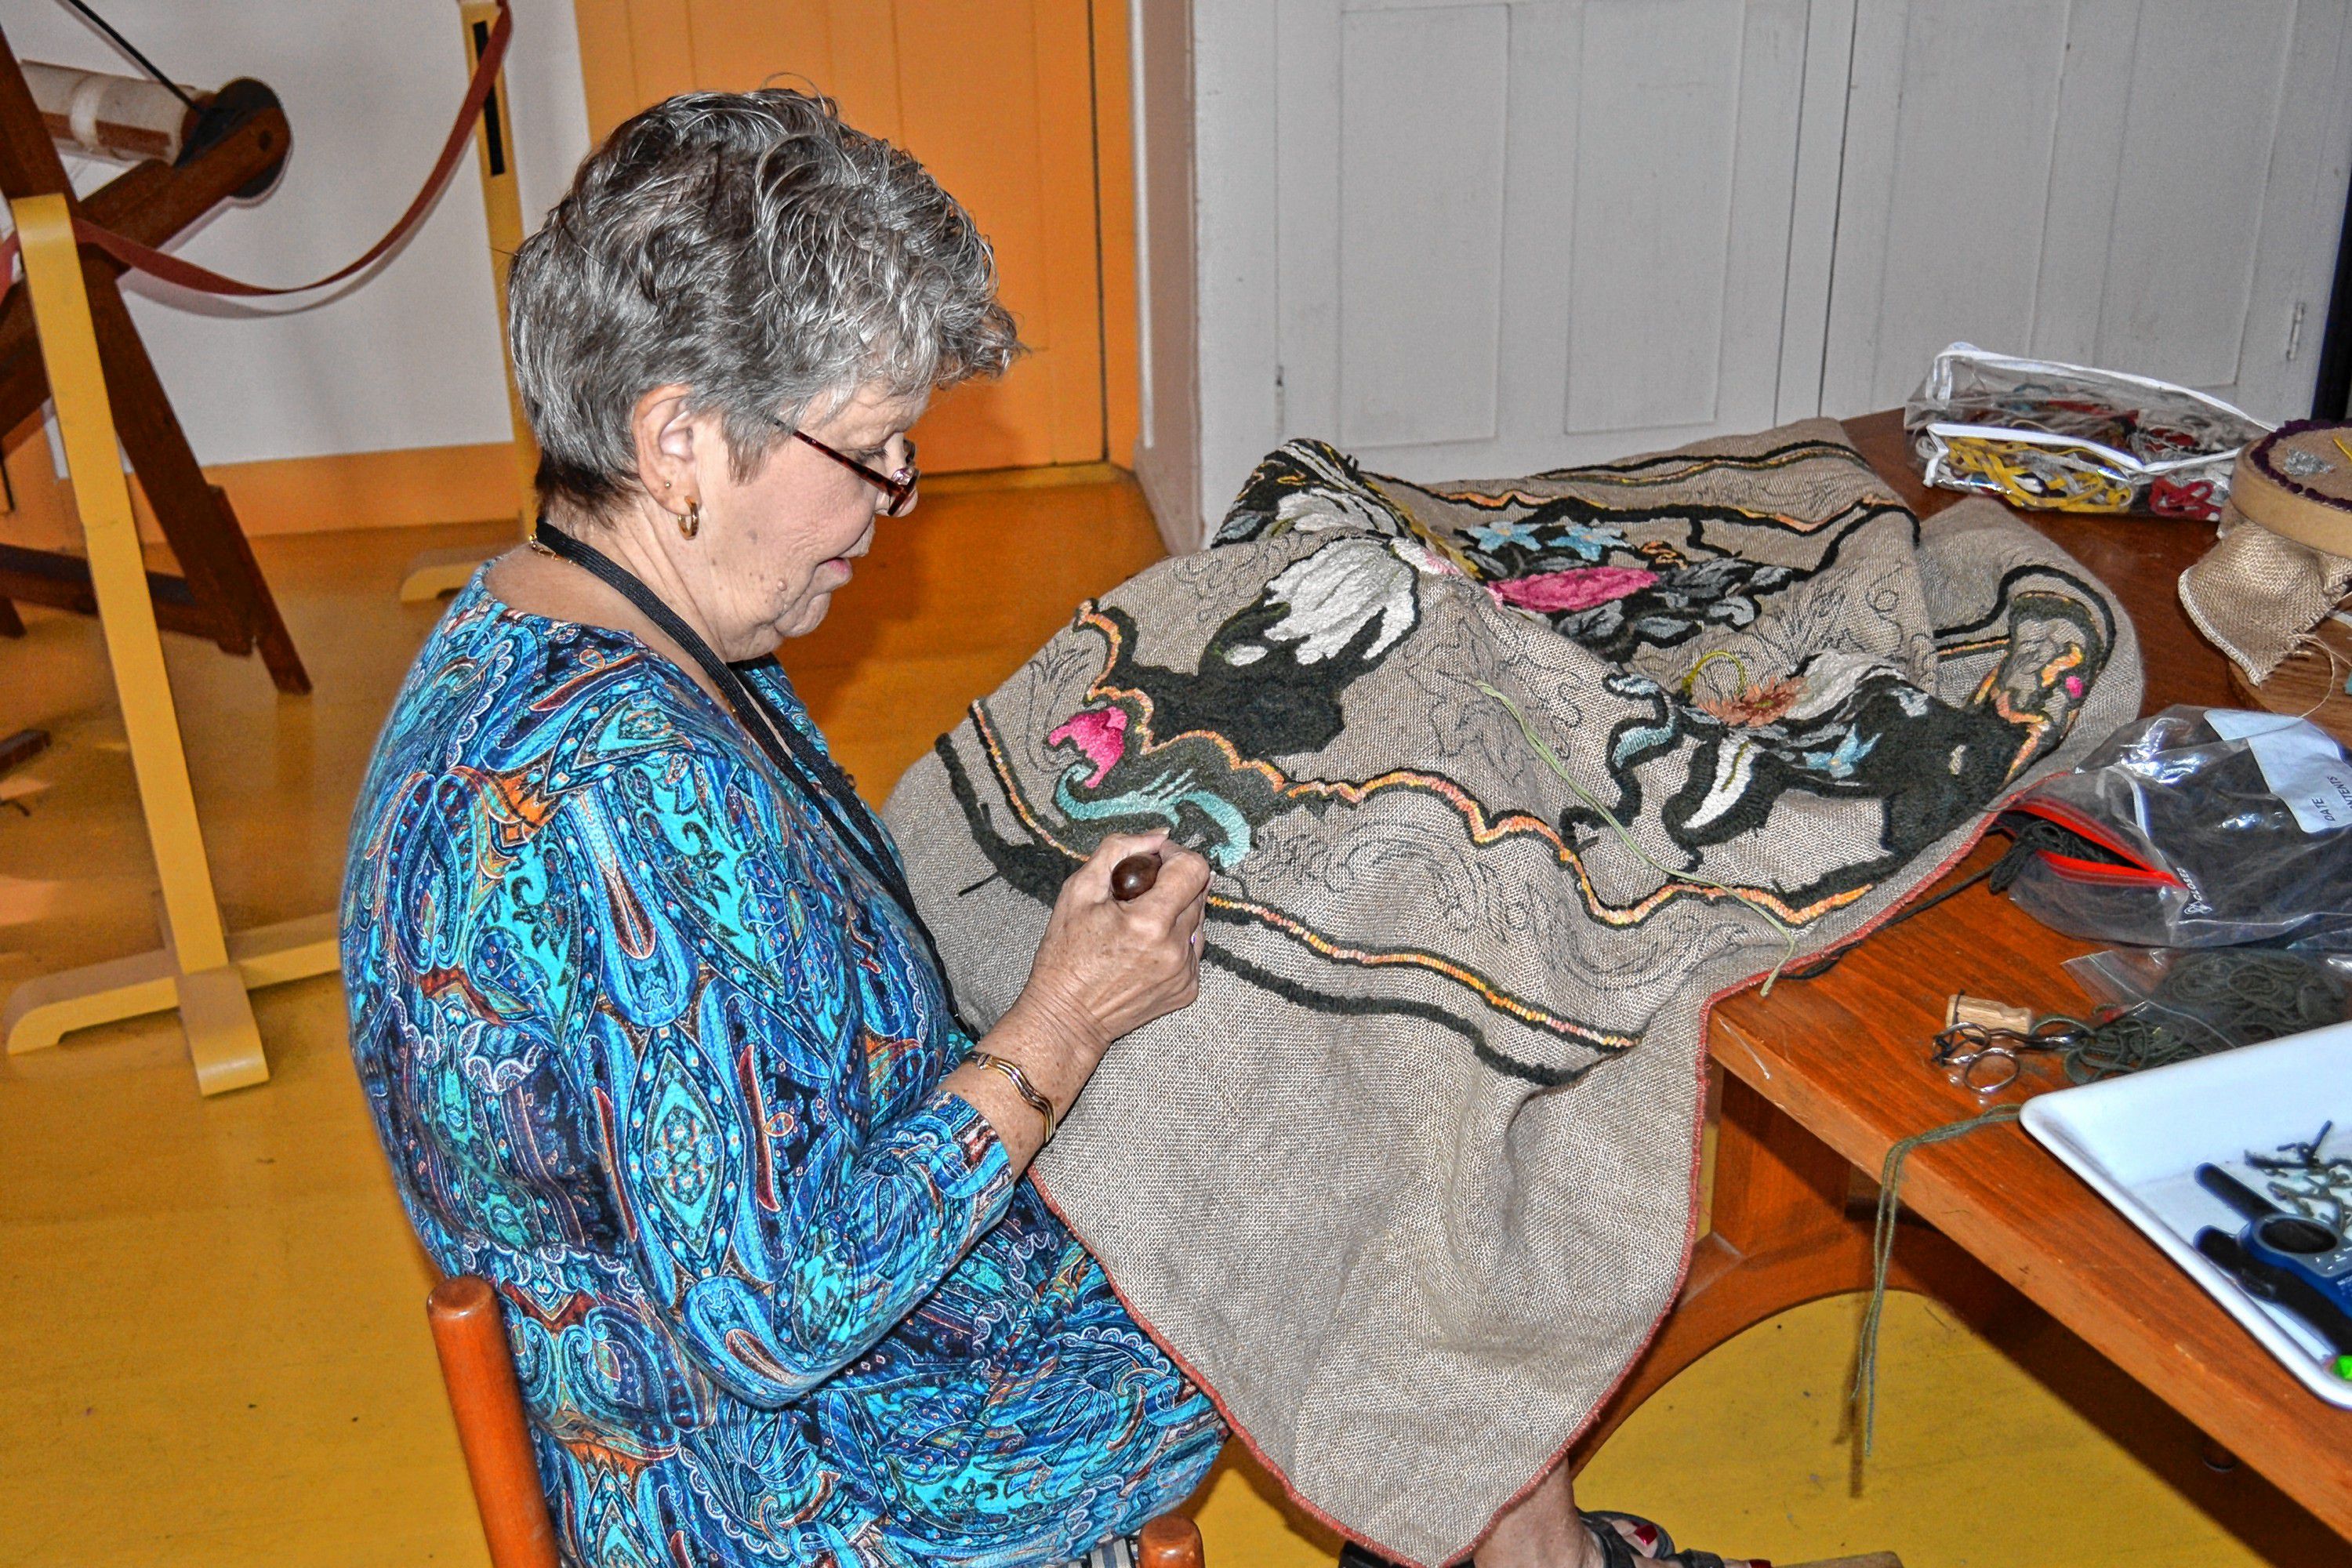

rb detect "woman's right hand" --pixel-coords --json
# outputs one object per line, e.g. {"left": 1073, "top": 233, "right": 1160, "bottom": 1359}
{"left": 993, "top": 830, "right": 1211, "bottom": 1116}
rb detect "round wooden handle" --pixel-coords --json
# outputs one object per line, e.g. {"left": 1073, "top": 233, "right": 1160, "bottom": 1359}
{"left": 1137, "top": 1513, "right": 1204, "bottom": 1568}
{"left": 1109, "top": 852, "right": 1160, "bottom": 901}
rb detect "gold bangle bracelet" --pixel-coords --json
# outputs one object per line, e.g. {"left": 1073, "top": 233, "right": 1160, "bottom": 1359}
{"left": 967, "top": 1051, "right": 1057, "bottom": 1142}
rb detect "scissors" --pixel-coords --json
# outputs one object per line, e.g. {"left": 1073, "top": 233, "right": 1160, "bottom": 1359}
{"left": 1928, "top": 1017, "right": 2090, "bottom": 1094}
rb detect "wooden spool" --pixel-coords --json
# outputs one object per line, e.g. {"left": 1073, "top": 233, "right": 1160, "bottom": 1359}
{"left": 23, "top": 62, "right": 200, "bottom": 165}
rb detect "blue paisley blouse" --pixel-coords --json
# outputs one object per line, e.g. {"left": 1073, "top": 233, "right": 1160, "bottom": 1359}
{"left": 341, "top": 576, "right": 1223, "bottom": 1567}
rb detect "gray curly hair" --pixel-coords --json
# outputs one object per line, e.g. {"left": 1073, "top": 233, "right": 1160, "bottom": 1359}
{"left": 508, "top": 90, "right": 1019, "bottom": 512}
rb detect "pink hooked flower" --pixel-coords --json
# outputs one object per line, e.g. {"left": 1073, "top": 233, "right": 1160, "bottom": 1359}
{"left": 1488, "top": 564, "right": 1658, "bottom": 614}
{"left": 1047, "top": 706, "right": 1129, "bottom": 787}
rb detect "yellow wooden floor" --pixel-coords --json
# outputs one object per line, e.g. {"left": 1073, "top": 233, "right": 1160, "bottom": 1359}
{"left": 2, "top": 476, "right": 2346, "bottom": 1568}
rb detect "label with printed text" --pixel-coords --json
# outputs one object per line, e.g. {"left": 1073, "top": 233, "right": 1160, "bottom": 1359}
{"left": 2205, "top": 710, "right": 2352, "bottom": 833}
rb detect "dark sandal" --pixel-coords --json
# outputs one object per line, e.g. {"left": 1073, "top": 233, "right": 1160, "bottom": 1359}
{"left": 1581, "top": 1508, "right": 1764, "bottom": 1568}
{"left": 1338, "top": 1512, "right": 1765, "bottom": 1567}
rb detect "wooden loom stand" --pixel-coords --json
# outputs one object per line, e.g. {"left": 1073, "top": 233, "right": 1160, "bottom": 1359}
{"left": 0, "top": 31, "right": 309, "bottom": 694}
{"left": 397, "top": 0, "right": 539, "bottom": 604}
{"left": 0, "top": 191, "right": 336, "bottom": 1093}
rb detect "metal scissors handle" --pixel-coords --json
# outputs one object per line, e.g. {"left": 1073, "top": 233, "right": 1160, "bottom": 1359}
{"left": 1929, "top": 1018, "right": 2088, "bottom": 1094}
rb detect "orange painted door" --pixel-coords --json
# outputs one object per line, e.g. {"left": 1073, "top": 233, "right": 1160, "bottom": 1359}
{"left": 569, "top": 0, "right": 1129, "bottom": 474}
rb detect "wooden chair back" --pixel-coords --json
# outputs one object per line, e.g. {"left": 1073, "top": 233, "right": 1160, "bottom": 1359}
{"left": 1135, "top": 1516, "right": 1207, "bottom": 1568}
{"left": 424, "top": 1274, "right": 1204, "bottom": 1568}
{"left": 424, "top": 1276, "right": 561, "bottom": 1568}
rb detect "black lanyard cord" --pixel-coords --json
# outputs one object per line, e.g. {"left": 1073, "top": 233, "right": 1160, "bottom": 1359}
{"left": 530, "top": 518, "right": 974, "bottom": 1034}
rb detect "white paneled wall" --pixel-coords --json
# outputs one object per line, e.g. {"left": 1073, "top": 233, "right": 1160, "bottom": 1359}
{"left": 1564, "top": 0, "right": 1773, "bottom": 437}
{"left": 1332, "top": 3, "right": 1511, "bottom": 450}
{"left": 1823, "top": 0, "right": 2349, "bottom": 419}
{"left": 1185, "top": 0, "right": 1283, "bottom": 547}
{"left": 1269, "top": 0, "right": 1809, "bottom": 488}
{"left": 1142, "top": 0, "right": 2352, "bottom": 550}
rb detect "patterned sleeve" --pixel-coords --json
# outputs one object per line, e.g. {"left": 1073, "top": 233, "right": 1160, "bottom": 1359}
{"left": 539, "top": 735, "right": 1018, "bottom": 1405}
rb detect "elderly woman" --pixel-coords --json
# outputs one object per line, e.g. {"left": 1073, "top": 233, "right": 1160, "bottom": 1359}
{"left": 345, "top": 91, "right": 1740, "bottom": 1568}
{"left": 343, "top": 91, "right": 1215, "bottom": 1566}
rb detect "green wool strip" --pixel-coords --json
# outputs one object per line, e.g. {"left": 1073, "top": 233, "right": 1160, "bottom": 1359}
{"left": 1852, "top": 1102, "right": 2024, "bottom": 1454}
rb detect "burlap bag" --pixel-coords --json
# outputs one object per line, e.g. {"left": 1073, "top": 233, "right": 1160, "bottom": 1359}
{"left": 2180, "top": 423, "right": 2352, "bottom": 684}
{"left": 2180, "top": 509, "right": 2352, "bottom": 681}
{"left": 883, "top": 420, "right": 2140, "bottom": 1566}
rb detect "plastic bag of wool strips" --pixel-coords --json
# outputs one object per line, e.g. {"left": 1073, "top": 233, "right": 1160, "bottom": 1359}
{"left": 1998, "top": 706, "right": 2352, "bottom": 953}
{"left": 1907, "top": 343, "right": 2268, "bottom": 522}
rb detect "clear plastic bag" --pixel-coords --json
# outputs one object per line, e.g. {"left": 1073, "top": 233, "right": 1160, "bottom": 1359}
{"left": 2063, "top": 946, "right": 2352, "bottom": 1054}
{"left": 1999, "top": 706, "right": 2352, "bottom": 951}
{"left": 1906, "top": 344, "right": 2268, "bottom": 521}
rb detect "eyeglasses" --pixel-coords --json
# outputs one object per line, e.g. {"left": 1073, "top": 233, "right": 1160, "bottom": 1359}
{"left": 782, "top": 423, "right": 920, "bottom": 516}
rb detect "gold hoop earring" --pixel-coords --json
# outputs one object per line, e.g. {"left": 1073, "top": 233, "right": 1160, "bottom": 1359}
{"left": 679, "top": 499, "right": 702, "bottom": 539}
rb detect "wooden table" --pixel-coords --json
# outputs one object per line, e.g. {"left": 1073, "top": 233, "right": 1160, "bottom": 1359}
{"left": 1566, "top": 410, "right": 2352, "bottom": 1539}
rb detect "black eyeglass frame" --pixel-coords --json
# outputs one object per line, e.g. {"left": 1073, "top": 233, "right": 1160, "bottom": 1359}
{"left": 782, "top": 423, "right": 920, "bottom": 516}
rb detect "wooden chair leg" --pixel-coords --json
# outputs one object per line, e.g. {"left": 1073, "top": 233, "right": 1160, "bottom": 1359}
{"left": 0, "top": 727, "right": 44, "bottom": 775}
{"left": 200, "top": 483, "right": 310, "bottom": 695}
{"left": 84, "top": 269, "right": 311, "bottom": 692}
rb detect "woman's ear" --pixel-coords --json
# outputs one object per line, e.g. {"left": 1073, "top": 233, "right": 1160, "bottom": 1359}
{"left": 630, "top": 383, "right": 704, "bottom": 506}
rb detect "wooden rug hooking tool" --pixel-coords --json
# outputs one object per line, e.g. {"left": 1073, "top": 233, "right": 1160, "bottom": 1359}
{"left": 1110, "top": 852, "right": 1160, "bottom": 902}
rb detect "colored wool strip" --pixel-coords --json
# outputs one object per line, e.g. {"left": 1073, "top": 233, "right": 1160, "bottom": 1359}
{"left": 1852, "top": 1102, "right": 2024, "bottom": 1455}
{"left": 1479, "top": 683, "right": 1802, "bottom": 992}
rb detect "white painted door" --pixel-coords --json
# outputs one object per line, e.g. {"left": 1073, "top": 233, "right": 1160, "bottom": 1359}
{"left": 1155, "top": 0, "right": 2352, "bottom": 549}
{"left": 1817, "top": 0, "right": 2352, "bottom": 424}
{"left": 1192, "top": 0, "right": 1824, "bottom": 519}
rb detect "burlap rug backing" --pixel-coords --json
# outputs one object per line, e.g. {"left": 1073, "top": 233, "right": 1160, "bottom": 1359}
{"left": 883, "top": 420, "right": 2141, "bottom": 1565}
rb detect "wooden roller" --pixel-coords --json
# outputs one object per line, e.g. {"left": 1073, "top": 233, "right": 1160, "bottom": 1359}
{"left": 21, "top": 60, "right": 287, "bottom": 196}
{"left": 24, "top": 61, "right": 198, "bottom": 165}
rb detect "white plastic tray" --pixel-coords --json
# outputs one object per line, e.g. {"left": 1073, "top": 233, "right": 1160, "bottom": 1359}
{"left": 2020, "top": 1022, "right": 2352, "bottom": 1406}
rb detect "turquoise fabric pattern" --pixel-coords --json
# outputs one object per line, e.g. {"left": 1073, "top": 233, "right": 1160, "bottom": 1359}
{"left": 341, "top": 576, "right": 1223, "bottom": 1567}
